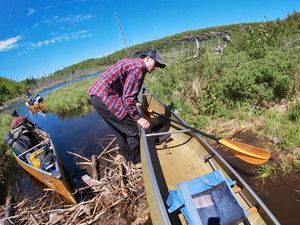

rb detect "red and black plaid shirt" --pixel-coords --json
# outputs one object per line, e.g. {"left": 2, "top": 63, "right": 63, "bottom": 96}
{"left": 87, "top": 58, "right": 147, "bottom": 121}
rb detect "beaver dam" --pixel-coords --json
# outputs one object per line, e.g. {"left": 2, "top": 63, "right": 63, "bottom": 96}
{"left": 0, "top": 137, "right": 151, "bottom": 225}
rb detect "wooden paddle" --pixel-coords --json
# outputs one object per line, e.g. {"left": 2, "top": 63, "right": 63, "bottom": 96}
{"left": 147, "top": 110, "right": 270, "bottom": 165}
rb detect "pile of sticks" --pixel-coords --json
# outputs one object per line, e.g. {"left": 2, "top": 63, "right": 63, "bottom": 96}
{"left": 0, "top": 137, "right": 150, "bottom": 225}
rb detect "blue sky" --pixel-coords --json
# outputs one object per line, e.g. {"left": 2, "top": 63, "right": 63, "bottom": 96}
{"left": 1, "top": 0, "right": 300, "bottom": 81}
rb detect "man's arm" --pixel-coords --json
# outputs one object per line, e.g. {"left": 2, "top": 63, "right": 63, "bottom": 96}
{"left": 123, "top": 67, "right": 150, "bottom": 129}
{"left": 123, "top": 67, "right": 144, "bottom": 120}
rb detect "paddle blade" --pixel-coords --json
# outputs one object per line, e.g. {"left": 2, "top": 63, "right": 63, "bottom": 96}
{"left": 218, "top": 139, "right": 270, "bottom": 165}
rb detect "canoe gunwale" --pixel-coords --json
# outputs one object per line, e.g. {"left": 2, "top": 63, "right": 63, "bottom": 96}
{"left": 14, "top": 152, "right": 61, "bottom": 179}
{"left": 141, "top": 128, "right": 172, "bottom": 225}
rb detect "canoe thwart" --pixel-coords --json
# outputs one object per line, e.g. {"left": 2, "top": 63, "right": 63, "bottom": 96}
{"left": 145, "top": 129, "right": 191, "bottom": 137}
{"left": 18, "top": 141, "right": 46, "bottom": 158}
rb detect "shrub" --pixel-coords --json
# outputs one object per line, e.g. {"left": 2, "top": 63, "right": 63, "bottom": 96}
{"left": 286, "top": 100, "right": 300, "bottom": 122}
{"left": 216, "top": 49, "right": 294, "bottom": 104}
{"left": 231, "top": 20, "right": 288, "bottom": 59}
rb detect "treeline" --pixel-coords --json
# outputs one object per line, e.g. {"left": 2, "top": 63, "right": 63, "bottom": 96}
{"left": 0, "top": 77, "right": 30, "bottom": 102}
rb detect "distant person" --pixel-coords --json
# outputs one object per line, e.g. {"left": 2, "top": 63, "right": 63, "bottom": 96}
{"left": 0, "top": 102, "right": 6, "bottom": 111}
{"left": 25, "top": 96, "right": 35, "bottom": 107}
{"left": 35, "top": 93, "right": 43, "bottom": 104}
{"left": 87, "top": 50, "right": 166, "bottom": 164}
{"left": 26, "top": 90, "right": 32, "bottom": 97}
{"left": 10, "top": 110, "right": 33, "bottom": 129}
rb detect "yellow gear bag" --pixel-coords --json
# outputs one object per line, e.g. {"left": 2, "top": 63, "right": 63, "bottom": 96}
{"left": 29, "top": 149, "right": 44, "bottom": 168}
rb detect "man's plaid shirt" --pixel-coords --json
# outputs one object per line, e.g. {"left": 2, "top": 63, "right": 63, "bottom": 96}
{"left": 87, "top": 58, "right": 147, "bottom": 121}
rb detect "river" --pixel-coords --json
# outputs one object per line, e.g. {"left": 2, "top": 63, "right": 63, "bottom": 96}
{"left": 5, "top": 73, "right": 300, "bottom": 225}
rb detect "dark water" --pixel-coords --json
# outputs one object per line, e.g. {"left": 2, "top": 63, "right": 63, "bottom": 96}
{"left": 216, "top": 147, "right": 300, "bottom": 225}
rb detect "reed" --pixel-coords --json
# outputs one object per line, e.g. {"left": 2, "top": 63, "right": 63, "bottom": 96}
{"left": 46, "top": 77, "right": 97, "bottom": 114}
{"left": 0, "top": 112, "right": 14, "bottom": 203}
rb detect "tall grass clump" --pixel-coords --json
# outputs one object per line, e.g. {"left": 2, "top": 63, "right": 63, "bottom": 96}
{"left": 46, "top": 77, "right": 98, "bottom": 114}
{"left": 286, "top": 100, "right": 300, "bottom": 122}
{"left": 263, "top": 109, "right": 300, "bottom": 150}
{"left": 0, "top": 112, "right": 15, "bottom": 204}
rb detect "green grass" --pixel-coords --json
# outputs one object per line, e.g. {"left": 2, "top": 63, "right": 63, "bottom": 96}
{"left": 0, "top": 112, "right": 15, "bottom": 203}
{"left": 257, "top": 164, "right": 277, "bottom": 179}
{"left": 0, "top": 112, "right": 12, "bottom": 151}
{"left": 286, "top": 100, "right": 300, "bottom": 122}
{"left": 263, "top": 108, "right": 300, "bottom": 150}
{"left": 46, "top": 76, "right": 97, "bottom": 114}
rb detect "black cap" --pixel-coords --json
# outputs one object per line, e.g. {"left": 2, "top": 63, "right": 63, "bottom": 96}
{"left": 11, "top": 110, "right": 18, "bottom": 117}
{"left": 141, "top": 50, "right": 166, "bottom": 68}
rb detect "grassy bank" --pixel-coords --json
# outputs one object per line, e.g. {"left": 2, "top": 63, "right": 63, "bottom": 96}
{"left": 0, "top": 112, "right": 15, "bottom": 203}
{"left": 45, "top": 76, "right": 97, "bottom": 114}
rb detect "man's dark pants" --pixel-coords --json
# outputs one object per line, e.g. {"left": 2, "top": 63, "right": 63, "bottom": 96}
{"left": 90, "top": 95, "right": 140, "bottom": 164}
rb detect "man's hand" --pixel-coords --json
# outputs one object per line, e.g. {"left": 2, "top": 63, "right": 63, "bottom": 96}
{"left": 136, "top": 102, "right": 142, "bottom": 108}
{"left": 137, "top": 117, "right": 150, "bottom": 129}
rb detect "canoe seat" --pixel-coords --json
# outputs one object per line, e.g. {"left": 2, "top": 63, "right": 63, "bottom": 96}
{"left": 41, "top": 153, "right": 55, "bottom": 171}
{"left": 166, "top": 170, "right": 247, "bottom": 225}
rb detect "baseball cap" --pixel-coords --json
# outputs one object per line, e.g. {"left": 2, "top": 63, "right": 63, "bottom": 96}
{"left": 11, "top": 109, "right": 18, "bottom": 117}
{"left": 141, "top": 50, "right": 166, "bottom": 68}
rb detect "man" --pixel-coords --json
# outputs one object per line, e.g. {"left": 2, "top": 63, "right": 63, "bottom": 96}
{"left": 87, "top": 50, "right": 166, "bottom": 164}
{"left": 26, "top": 90, "right": 32, "bottom": 97}
{"left": 25, "top": 96, "right": 35, "bottom": 107}
{"left": 10, "top": 110, "right": 28, "bottom": 129}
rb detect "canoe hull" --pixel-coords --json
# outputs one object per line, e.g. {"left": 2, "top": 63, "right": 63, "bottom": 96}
{"left": 15, "top": 155, "right": 77, "bottom": 204}
{"left": 27, "top": 101, "right": 46, "bottom": 111}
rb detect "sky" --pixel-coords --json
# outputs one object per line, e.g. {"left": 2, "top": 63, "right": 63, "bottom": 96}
{"left": 1, "top": 0, "right": 300, "bottom": 81}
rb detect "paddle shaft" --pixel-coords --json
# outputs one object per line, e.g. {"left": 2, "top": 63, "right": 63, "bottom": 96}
{"left": 150, "top": 111, "right": 220, "bottom": 142}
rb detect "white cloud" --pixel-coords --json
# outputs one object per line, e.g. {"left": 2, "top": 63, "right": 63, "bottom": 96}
{"left": 27, "top": 8, "right": 35, "bottom": 16}
{"left": 31, "top": 30, "right": 92, "bottom": 48}
{"left": 42, "top": 14, "right": 93, "bottom": 25}
{"left": 32, "top": 22, "right": 39, "bottom": 29}
{"left": 71, "top": 14, "right": 93, "bottom": 23}
{"left": 0, "top": 36, "right": 22, "bottom": 52}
